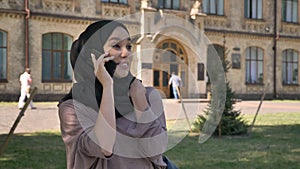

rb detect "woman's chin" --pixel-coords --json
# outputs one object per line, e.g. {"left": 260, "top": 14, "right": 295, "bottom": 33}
{"left": 114, "top": 70, "right": 129, "bottom": 78}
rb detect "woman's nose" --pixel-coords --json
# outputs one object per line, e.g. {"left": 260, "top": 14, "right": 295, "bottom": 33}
{"left": 120, "top": 47, "right": 130, "bottom": 58}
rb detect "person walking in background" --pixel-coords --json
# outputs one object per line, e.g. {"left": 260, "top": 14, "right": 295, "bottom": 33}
{"left": 168, "top": 72, "right": 182, "bottom": 99}
{"left": 18, "top": 68, "right": 36, "bottom": 109}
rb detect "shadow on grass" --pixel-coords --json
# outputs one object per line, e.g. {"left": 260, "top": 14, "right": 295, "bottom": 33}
{"left": 0, "top": 125, "right": 299, "bottom": 169}
{"left": 165, "top": 124, "right": 300, "bottom": 169}
{"left": 0, "top": 131, "right": 66, "bottom": 169}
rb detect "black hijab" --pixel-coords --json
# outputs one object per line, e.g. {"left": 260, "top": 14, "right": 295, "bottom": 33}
{"left": 58, "top": 20, "right": 135, "bottom": 118}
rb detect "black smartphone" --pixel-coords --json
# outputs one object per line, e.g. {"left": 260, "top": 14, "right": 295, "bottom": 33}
{"left": 104, "top": 60, "right": 117, "bottom": 77}
{"left": 91, "top": 49, "right": 117, "bottom": 77}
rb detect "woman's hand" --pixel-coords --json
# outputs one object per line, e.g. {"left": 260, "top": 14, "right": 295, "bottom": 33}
{"left": 129, "top": 79, "right": 149, "bottom": 118}
{"left": 91, "top": 52, "right": 116, "bottom": 156}
{"left": 91, "top": 52, "right": 115, "bottom": 87}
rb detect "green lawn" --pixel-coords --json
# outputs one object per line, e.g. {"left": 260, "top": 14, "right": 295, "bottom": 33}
{"left": 0, "top": 131, "right": 66, "bottom": 169}
{"left": 0, "top": 112, "right": 300, "bottom": 169}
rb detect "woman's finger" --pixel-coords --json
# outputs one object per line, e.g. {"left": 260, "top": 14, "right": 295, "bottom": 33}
{"left": 91, "top": 53, "right": 98, "bottom": 71}
{"left": 91, "top": 49, "right": 108, "bottom": 60}
{"left": 91, "top": 52, "right": 110, "bottom": 69}
{"left": 91, "top": 51, "right": 109, "bottom": 62}
{"left": 98, "top": 52, "right": 109, "bottom": 60}
{"left": 103, "top": 56, "right": 115, "bottom": 63}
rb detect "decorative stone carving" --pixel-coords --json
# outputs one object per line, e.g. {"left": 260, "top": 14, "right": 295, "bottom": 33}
{"left": 190, "top": 0, "right": 201, "bottom": 20}
{"left": 283, "top": 86, "right": 299, "bottom": 92}
{"left": 204, "top": 16, "right": 226, "bottom": 28}
{"left": 8, "top": 0, "right": 23, "bottom": 9}
{"left": 246, "top": 85, "right": 264, "bottom": 93}
{"left": 282, "top": 23, "right": 300, "bottom": 35}
{"left": 140, "top": 0, "right": 156, "bottom": 11}
{"left": 245, "top": 20, "right": 267, "bottom": 33}
{"left": 0, "top": 0, "right": 10, "bottom": 9}
{"left": 101, "top": 3, "right": 130, "bottom": 18}
{"left": 141, "top": 0, "right": 148, "bottom": 9}
{"left": 43, "top": 0, "right": 74, "bottom": 13}
{"left": 0, "top": 0, "right": 23, "bottom": 9}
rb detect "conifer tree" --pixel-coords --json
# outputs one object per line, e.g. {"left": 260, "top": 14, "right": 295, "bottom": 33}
{"left": 193, "top": 47, "right": 248, "bottom": 136}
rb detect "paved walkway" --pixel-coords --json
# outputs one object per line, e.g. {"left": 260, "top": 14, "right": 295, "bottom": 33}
{"left": 0, "top": 100, "right": 299, "bottom": 134}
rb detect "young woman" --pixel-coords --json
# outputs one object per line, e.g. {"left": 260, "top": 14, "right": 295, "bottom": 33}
{"left": 58, "top": 20, "right": 169, "bottom": 169}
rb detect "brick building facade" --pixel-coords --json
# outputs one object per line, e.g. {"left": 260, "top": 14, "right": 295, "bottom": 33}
{"left": 0, "top": 0, "right": 299, "bottom": 101}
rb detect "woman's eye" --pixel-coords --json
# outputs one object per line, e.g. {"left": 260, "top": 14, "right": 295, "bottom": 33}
{"left": 126, "top": 45, "right": 132, "bottom": 51}
{"left": 112, "top": 44, "right": 121, "bottom": 49}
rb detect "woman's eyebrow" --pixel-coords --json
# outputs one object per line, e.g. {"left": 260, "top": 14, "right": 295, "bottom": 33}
{"left": 109, "top": 37, "right": 121, "bottom": 42}
{"left": 109, "top": 37, "right": 131, "bottom": 43}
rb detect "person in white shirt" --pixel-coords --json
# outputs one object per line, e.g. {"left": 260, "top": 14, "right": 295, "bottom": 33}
{"left": 168, "top": 72, "right": 182, "bottom": 99}
{"left": 18, "top": 68, "right": 36, "bottom": 109}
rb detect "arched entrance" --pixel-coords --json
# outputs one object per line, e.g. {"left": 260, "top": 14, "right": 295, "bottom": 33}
{"left": 153, "top": 40, "right": 188, "bottom": 98}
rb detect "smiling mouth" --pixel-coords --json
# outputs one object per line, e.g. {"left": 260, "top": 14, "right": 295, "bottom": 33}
{"left": 118, "top": 62, "right": 129, "bottom": 69}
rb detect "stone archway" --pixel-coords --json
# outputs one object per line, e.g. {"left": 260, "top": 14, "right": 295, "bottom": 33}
{"left": 153, "top": 39, "right": 188, "bottom": 98}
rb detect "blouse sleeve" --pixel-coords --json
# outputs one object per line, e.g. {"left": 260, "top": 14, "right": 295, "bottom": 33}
{"left": 134, "top": 87, "right": 166, "bottom": 136}
{"left": 58, "top": 100, "right": 109, "bottom": 160}
{"left": 116, "top": 87, "right": 168, "bottom": 168}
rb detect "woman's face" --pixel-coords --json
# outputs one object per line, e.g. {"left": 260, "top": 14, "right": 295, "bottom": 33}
{"left": 104, "top": 26, "right": 132, "bottom": 78}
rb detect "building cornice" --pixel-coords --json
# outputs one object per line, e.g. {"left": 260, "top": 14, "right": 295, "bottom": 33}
{"left": 29, "top": 11, "right": 140, "bottom": 25}
{"left": 204, "top": 28, "right": 273, "bottom": 39}
{"left": 204, "top": 28, "right": 300, "bottom": 41}
{"left": 0, "top": 8, "right": 25, "bottom": 19}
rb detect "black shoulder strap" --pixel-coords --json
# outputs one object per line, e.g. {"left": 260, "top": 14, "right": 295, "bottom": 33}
{"left": 129, "top": 77, "right": 136, "bottom": 89}
{"left": 128, "top": 77, "right": 143, "bottom": 106}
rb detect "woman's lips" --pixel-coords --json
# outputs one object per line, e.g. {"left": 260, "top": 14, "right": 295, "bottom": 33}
{"left": 119, "top": 62, "right": 129, "bottom": 69}
{"left": 116, "top": 62, "right": 129, "bottom": 69}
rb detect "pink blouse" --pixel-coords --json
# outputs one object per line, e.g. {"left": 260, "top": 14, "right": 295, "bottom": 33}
{"left": 58, "top": 87, "right": 168, "bottom": 169}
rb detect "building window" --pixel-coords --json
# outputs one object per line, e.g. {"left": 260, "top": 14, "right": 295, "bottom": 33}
{"left": 232, "top": 53, "right": 241, "bottom": 69}
{"left": 244, "top": 0, "right": 263, "bottom": 19}
{"left": 245, "top": 47, "right": 264, "bottom": 84}
{"left": 282, "top": 49, "right": 298, "bottom": 85}
{"left": 0, "top": 31, "right": 7, "bottom": 81}
{"left": 207, "top": 44, "right": 224, "bottom": 84}
{"left": 101, "top": 0, "right": 128, "bottom": 4}
{"left": 282, "top": 0, "right": 298, "bottom": 23}
{"left": 202, "top": 0, "right": 224, "bottom": 15}
{"left": 157, "top": 0, "right": 180, "bottom": 10}
{"left": 153, "top": 70, "right": 160, "bottom": 86}
{"left": 42, "top": 33, "right": 73, "bottom": 82}
{"left": 197, "top": 63, "right": 205, "bottom": 80}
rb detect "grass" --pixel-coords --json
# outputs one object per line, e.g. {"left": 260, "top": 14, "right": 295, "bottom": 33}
{"left": 0, "top": 131, "right": 66, "bottom": 169}
{"left": 165, "top": 125, "right": 300, "bottom": 169}
{"left": 0, "top": 112, "right": 300, "bottom": 169}
{"left": 271, "top": 100, "right": 300, "bottom": 102}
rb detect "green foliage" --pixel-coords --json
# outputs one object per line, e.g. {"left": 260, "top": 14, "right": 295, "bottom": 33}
{"left": 193, "top": 83, "right": 248, "bottom": 135}
{"left": 166, "top": 116, "right": 300, "bottom": 169}
{"left": 192, "top": 47, "right": 248, "bottom": 136}
{"left": 0, "top": 112, "right": 299, "bottom": 169}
